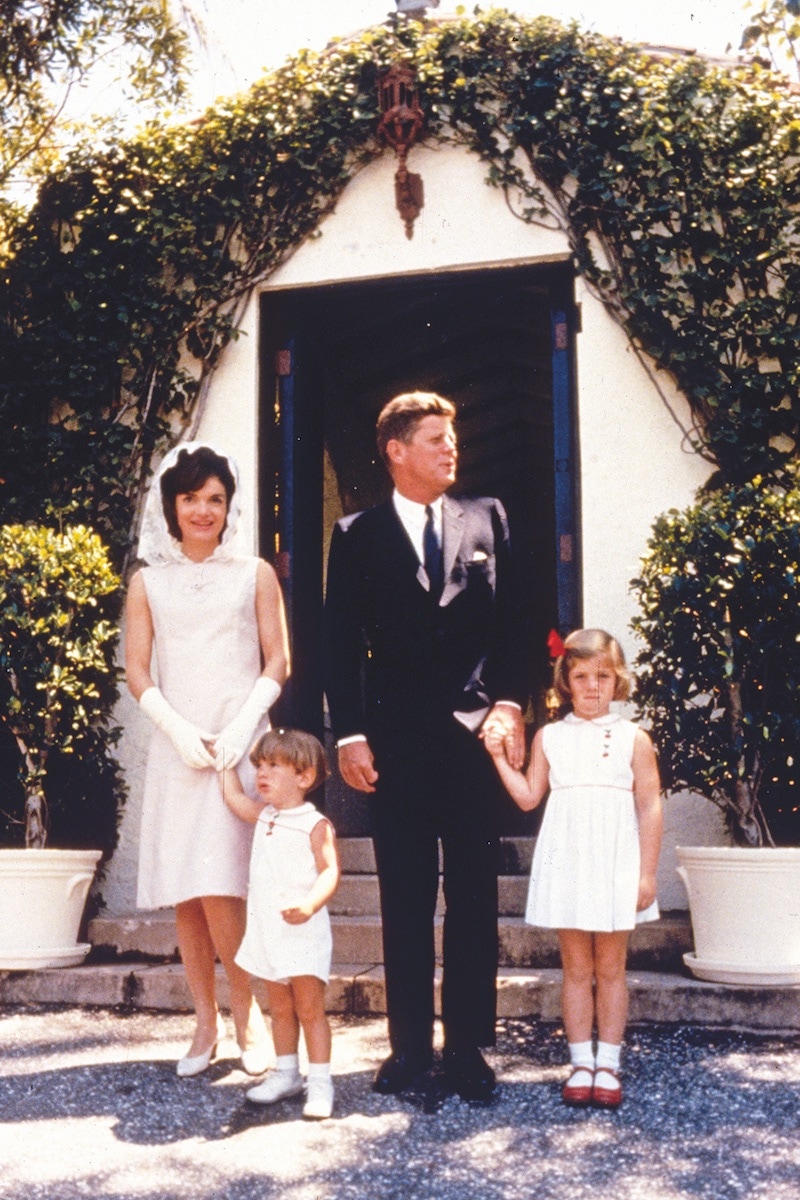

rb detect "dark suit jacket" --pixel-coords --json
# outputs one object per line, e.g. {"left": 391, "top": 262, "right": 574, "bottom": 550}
{"left": 324, "top": 495, "right": 527, "bottom": 747}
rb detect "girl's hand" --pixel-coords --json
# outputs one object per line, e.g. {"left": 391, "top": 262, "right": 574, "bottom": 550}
{"left": 281, "top": 902, "right": 314, "bottom": 925}
{"left": 482, "top": 730, "right": 505, "bottom": 758}
{"left": 637, "top": 874, "right": 657, "bottom": 911}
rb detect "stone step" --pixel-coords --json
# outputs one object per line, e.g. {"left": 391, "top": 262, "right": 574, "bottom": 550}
{"left": 331, "top": 875, "right": 529, "bottom": 916}
{"left": 337, "top": 837, "right": 534, "bottom": 875}
{"left": 2, "top": 961, "right": 799, "bottom": 1033}
{"left": 88, "top": 911, "right": 693, "bottom": 972}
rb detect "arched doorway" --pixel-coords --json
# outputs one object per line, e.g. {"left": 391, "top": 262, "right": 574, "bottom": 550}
{"left": 259, "top": 261, "right": 580, "bottom": 833}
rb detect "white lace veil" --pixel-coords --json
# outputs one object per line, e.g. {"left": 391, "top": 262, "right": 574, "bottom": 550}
{"left": 136, "top": 441, "right": 244, "bottom": 565}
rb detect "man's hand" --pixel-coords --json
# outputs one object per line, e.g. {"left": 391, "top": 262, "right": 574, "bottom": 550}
{"left": 480, "top": 703, "right": 525, "bottom": 770}
{"left": 338, "top": 740, "right": 379, "bottom": 793}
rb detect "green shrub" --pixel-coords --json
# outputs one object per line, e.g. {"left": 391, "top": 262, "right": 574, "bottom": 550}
{"left": 0, "top": 523, "right": 124, "bottom": 852}
{"left": 631, "top": 474, "right": 800, "bottom": 847}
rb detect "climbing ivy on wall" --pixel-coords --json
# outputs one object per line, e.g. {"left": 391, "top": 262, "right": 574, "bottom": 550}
{"left": 2, "top": 8, "right": 800, "bottom": 566}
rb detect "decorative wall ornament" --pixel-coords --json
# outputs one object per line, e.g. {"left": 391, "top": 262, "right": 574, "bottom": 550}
{"left": 377, "top": 63, "right": 425, "bottom": 238}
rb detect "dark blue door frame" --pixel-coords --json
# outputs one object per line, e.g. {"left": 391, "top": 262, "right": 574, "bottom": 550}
{"left": 551, "top": 303, "right": 581, "bottom": 633}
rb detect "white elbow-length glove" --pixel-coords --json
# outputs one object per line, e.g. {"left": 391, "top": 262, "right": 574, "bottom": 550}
{"left": 212, "top": 676, "right": 282, "bottom": 771}
{"left": 139, "top": 686, "right": 216, "bottom": 770}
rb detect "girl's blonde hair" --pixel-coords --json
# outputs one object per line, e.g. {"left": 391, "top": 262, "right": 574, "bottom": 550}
{"left": 552, "top": 628, "right": 631, "bottom": 705}
{"left": 249, "top": 728, "right": 330, "bottom": 793}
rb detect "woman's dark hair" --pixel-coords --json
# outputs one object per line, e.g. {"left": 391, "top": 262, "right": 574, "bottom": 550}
{"left": 160, "top": 447, "right": 236, "bottom": 541}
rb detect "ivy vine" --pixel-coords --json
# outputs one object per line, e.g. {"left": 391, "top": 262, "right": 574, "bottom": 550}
{"left": 2, "top": 9, "right": 800, "bottom": 569}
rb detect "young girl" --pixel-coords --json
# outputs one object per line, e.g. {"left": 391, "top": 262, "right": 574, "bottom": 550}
{"left": 484, "top": 629, "right": 662, "bottom": 1110}
{"left": 223, "top": 728, "right": 340, "bottom": 1120}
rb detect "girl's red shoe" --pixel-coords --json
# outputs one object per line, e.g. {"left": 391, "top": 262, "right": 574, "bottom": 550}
{"left": 561, "top": 1066, "right": 594, "bottom": 1107}
{"left": 592, "top": 1068, "right": 623, "bottom": 1109}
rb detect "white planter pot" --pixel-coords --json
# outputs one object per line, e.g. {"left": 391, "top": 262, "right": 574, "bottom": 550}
{"left": 0, "top": 848, "right": 102, "bottom": 970}
{"left": 677, "top": 845, "right": 800, "bottom": 986}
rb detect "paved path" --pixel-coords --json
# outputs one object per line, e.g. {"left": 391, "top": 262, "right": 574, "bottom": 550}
{"left": 2, "top": 1008, "right": 800, "bottom": 1199}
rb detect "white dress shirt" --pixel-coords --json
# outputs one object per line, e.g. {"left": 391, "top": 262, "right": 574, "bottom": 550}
{"left": 335, "top": 491, "right": 521, "bottom": 747}
{"left": 392, "top": 489, "right": 443, "bottom": 564}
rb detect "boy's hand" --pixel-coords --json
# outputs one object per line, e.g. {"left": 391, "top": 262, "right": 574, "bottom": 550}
{"left": 281, "top": 903, "right": 314, "bottom": 925}
{"left": 221, "top": 767, "right": 240, "bottom": 798}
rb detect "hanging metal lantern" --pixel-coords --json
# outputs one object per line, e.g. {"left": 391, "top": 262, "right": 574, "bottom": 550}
{"left": 377, "top": 64, "right": 425, "bottom": 239}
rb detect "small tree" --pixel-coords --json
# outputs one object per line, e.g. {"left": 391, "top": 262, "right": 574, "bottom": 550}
{"left": 631, "top": 474, "right": 800, "bottom": 847}
{"left": 0, "top": 523, "right": 122, "bottom": 848}
{"left": 741, "top": 0, "right": 800, "bottom": 79}
{"left": 0, "top": 0, "right": 189, "bottom": 257}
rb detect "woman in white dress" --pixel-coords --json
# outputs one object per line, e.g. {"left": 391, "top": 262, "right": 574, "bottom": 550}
{"left": 126, "top": 443, "right": 290, "bottom": 1076}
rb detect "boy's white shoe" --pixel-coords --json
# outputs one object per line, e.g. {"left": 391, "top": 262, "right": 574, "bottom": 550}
{"left": 303, "top": 1077, "right": 334, "bottom": 1120}
{"left": 246, "top": 1069, "right": 304, "bottom": 1105}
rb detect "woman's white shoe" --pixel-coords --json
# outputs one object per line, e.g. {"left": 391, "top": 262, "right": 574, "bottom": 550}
{"left": 176, "top": 1014, "right": 226, "bottom": 1078}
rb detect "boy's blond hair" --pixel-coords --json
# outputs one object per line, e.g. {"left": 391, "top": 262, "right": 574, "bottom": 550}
{"left": 249, "top": 728, "right": 330, "bottom": 793}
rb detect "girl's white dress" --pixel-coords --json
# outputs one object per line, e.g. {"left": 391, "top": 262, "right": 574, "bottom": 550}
{"left": 525, "top": 712, "right": 660, "bottom": 932}
{"left": 236, "top": 802, "right": 333, "bottom": 984}
{"left": 136, "top": 556, "right": 267, "bottom": 909}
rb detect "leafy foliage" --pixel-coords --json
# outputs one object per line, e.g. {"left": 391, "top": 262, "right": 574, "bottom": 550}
{"left": 3, "top": 11, "right": 800, "bottom": 849}
{"left": 0, "top": 523, "right": 123, "bottom": 851}
{"left": 3, "top": 12, "right": 800, "bottom": 574}
{"left": 0, "top": 0, "right": 188, "bottom": 256}
{"left": 741, "top": 0, "right": 800, "bottom": 78}
{"left": 631, "top": 476, "right": 800, "bottom": 847}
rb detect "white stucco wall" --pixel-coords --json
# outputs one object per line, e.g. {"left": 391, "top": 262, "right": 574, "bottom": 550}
{"left": 103, "top": 141, "right": 726, "bottom": 915}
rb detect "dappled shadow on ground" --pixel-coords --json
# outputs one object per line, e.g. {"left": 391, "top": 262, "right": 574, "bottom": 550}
{"left": 2, "top": 1018, "right": 800, "bottom": 1199}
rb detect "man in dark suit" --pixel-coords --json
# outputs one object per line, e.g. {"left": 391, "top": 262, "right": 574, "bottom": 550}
{"left": 324, "top": 392, "right": 528, "bottom": 1103}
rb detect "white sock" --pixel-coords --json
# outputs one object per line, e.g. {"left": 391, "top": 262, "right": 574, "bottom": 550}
{"left": 275, "top": 1054, "right": 300, "bottom": 1074}
{"left": 595, "top": 1042, "right": 621, "bottom": 1089}
{"left": 595, "top": 1042, "right": 621, "bottom": 1072}
{"left": 568, "top": 1040, "right": 595, "bottom": 1071}
{"left": 306, "top": 1061, "right": 331, "bottom": 1081}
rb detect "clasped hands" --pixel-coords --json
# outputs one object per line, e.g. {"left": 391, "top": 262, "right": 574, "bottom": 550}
{"left": 140, "top": 677, "right": 281, "bottom": 772}
{"left": 478, "top": 703, "right": 525, "bottom": 770}
{"left": 338, "top": 703, "right": 525, "bottom": 794}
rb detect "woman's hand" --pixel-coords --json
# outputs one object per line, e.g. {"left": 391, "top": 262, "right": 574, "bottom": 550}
{"left": 139, "top": 687, "right": 215, "bottom": 769}
{"left": 637, "top": 873, "right": 657, "bottom": 911}
{"left": 212, "top": 676, "right": 281, "bottom": 771}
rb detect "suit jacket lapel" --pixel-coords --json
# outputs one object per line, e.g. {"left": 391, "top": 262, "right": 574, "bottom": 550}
{"left": 441, "top": 495, "right": 465, "bottom": 602}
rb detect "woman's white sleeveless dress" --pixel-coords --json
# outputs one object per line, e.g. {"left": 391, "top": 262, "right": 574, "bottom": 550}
{"left": 136, "top": 556, "right": 267, "bottom": 909}
{"left": 525, "top": 712, "right": 660, "bottom": 932}
{"left": 236, "top": 802, "right": 333, "bottom": 984}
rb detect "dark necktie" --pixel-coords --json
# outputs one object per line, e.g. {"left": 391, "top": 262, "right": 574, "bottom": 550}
{"left": 423, "top": 504, "right": 444, "bottom": 600}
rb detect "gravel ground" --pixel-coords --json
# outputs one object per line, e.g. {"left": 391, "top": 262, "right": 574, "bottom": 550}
{"left": 1, "top": 1007, "right": 800, "bottom": 1200}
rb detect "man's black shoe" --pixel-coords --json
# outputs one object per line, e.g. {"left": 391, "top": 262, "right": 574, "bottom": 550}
{"left": 442, "top": 1046, "right": 496, "bottom": 1104}
{"left": 372, "top": 1051, "right": 433, "bottom": 1095}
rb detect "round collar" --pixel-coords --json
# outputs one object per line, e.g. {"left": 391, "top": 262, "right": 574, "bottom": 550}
{"left": 260, "top": 801, "right": 316, "bottom": 821}
{"left": 564, "top": 711, "right": 622, "bottom": 727}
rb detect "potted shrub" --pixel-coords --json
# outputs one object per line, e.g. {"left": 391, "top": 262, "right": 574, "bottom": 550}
{"left": 0, "top": 522, "right": 123, "bottom": 969}
{"left": 631, "top": 472, "right": 800, "bottom": 984}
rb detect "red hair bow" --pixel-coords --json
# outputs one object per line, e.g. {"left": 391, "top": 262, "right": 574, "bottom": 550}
{"left": 547, "top": 628, "right": 566, "bottom": 659}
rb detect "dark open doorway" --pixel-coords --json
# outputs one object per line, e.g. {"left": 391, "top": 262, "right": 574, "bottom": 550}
{"left": 259, "top": 262, "right": 580, "bottom": 833}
